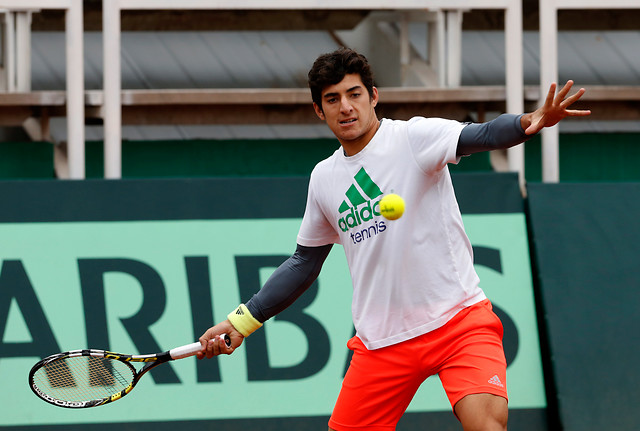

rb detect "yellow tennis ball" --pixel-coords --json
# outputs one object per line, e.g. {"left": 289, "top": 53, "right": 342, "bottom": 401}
{"left": 379, "top": 193, "right": 405, "bottom": 220}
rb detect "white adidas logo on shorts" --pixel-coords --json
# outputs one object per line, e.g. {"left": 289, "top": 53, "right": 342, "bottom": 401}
{"left": 488, "top": 375, "right": 504, "bottom": 388}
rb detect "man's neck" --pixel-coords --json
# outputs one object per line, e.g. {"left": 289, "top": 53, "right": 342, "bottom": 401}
{"left": 340, "top": 119, "right": 381, "bottom": 157}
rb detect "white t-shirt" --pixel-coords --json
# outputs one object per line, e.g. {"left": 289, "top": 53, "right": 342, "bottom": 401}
{"left": 297, "top": 117, "right": 485, "bottom": 350}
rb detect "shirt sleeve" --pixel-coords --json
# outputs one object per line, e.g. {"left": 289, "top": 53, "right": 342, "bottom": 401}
{"left": 296, "top": 167, "right": 341, "bottom": 246}
{"left": 456, "top": 113, "right": 530, "bottom": 156}
{"left": 406, "top": 117, "right": 466, "bottom": 173}
{"left": 245, "top": 243, "right": 333, "bottom": 322}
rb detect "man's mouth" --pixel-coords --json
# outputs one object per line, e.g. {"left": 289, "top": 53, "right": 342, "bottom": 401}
{"left": 340, "top": 119, "right": 357, "bottom": 125}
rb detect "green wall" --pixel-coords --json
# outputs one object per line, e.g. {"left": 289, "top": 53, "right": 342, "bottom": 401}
{"left": 0, "top": 142, "right": 55, "bottom": 179}
{"left": 0, "top": 133, "right": 638, "bottom": 181}
{"left": 523, "top": 133, "right": 640, "bottom": 182}
{"left": 527, "top": 183, "right": 640, "bottom": 431}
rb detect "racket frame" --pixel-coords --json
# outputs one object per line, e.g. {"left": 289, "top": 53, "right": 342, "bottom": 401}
{"left": 28, "top": 339, "right": 224, "bottom": 409}
{"left": 29, "top": 348, "right": 173, "bottom": 408}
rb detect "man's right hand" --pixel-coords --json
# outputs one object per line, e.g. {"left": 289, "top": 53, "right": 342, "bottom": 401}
{"left": 197, "top": 319, "right": 244, "bottom": 359}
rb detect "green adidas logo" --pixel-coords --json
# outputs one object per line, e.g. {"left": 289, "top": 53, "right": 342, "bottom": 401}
{"left": 338, "top": 167, "right": 385, "bottom": 234}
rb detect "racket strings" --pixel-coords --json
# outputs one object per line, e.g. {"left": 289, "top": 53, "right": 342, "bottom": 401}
{"left": 33, "top": 356, "right": 135, "bottom": 402}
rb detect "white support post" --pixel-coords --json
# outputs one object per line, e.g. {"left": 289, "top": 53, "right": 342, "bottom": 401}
{"left": 539, "top": 0, "right": 559, "bottom": 182}
{"left": 15, "top": 10, "right": 31, "bottom": 92}
{"left": 504, "top": 0, "right": 525, "bottom": 187}
{"left": 445, "top": 10, "right": 463, "bottom": 88}
{"left": 4, "top": 11, "right": 15, "bottom": 91}
{"left": 103, "top": 0, "right": 122, "bottom": 179}
{"left": 434, "top": 10, "right": 446, "bottom": 88}
{"left": 65, "top": 0, "right": 84, "bottom": 179}
{"left": 399, "top": 13, "right": 410, "bottom": 85}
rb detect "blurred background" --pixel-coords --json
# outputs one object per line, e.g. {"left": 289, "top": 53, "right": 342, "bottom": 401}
{"left": 0, "top": 1, "right": 638, "bottom": 430}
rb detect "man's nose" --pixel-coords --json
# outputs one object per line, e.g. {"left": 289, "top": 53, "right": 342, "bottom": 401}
{"left": 340, "top": 97, "right": 353, "bottom": 113}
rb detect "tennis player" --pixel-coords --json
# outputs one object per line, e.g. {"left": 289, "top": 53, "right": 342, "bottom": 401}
{"left": 198, "top": 48, "right": 590, "bottom": 430}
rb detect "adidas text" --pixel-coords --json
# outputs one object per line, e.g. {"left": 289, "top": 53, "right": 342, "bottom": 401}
{"left": 338, "top": 199, "right": 382, "bottom": 232}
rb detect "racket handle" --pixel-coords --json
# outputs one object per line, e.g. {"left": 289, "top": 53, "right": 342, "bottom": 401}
{"left": 169, "top": 334, "right": 231, "bottom": 359}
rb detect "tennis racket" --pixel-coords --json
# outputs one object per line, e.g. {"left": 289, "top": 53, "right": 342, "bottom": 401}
{"left": 29, "top": 334, "right": 230, "bottom": 409}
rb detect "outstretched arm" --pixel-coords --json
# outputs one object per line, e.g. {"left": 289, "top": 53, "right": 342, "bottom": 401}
{"left": 456, "top": 80, "right": 591, "bottom": 156}
{"left": 198, "top": 243, "right": 333, "bottom": 358}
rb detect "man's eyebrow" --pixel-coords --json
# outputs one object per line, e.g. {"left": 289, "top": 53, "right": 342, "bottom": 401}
{"left": 323, "top": 86, "right": 363, "bottom": 99}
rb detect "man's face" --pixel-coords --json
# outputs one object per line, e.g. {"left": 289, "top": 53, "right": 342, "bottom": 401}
{"left": 313, "top": 73, "right": 379, "bottom": 155}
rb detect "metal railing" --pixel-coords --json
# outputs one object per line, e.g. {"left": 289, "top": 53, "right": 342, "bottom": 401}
{"left": 102, "top": 0, "right": 524, "bottom": 180}
{"left": 0, "top": 1, "right": 526, "bottom": 181}
{"left": 0, "top": 0, "right": 84, "bottom": 179}
{"left": 539, "top": 0, "right": 640, "bottom": 182}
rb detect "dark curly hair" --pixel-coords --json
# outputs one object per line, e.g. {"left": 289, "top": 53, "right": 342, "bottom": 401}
{"left": 308, "top": 48, "right": 375, "bottom": 112}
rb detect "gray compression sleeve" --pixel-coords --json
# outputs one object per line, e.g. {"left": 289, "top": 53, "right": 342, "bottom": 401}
{"left": 456, "top": 113, "right": 531, "bottom": 156}
{"left": 245, "top": 243, "right": 333, "bottom": 323}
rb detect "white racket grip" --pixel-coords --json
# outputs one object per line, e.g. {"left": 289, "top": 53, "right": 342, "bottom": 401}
{"left": 170, "top": 342, "right": 203, "bottom": 359}
{"left": 169, "top": 334, "right": 230, "bottom": 359}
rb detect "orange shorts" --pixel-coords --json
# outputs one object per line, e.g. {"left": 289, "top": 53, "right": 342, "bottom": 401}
{"left": 329, "top": 299, "right": 507, "bottom": 431}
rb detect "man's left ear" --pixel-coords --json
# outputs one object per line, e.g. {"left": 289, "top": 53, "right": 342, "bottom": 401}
{"left": 371, "top": 87, "right": 379, "bottom": 108}
{"left": 313, "top": 102, "right": 326, "bottom": 121}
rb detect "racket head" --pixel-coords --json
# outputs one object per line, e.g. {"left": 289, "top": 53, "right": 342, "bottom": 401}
{"left": 29, "top": 350, "right": 138, "bottom": 408}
